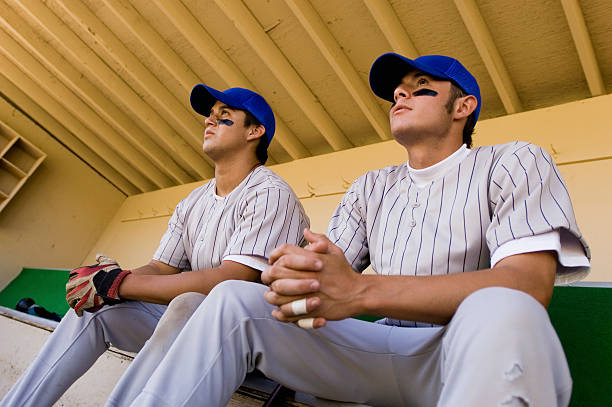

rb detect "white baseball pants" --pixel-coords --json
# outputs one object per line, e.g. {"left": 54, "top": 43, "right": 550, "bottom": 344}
{"left": 122, "top": 281, "right": 572, "bottom": 407}
{"left": 0, "top": 300, "right": 167, "bottom": 407}
{"left": 106, "top": 292, "right": 206, "bottom": 406}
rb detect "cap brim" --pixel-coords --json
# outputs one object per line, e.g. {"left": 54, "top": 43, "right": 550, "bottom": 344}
{"left": 190, "top": 84, "right": 232, "bottom": 117}
{"left": 369, "top": 53, "right": 449, "bottom": 103}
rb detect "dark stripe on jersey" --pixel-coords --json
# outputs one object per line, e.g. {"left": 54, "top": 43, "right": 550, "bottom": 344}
{"left": 389, "top": 202, "right": 409, "bottom": 267}
{"left": 462, "top": 150, "right": 479, "bottom": 272}
{"left": 273, "top": 191, "right": 290, "bottom": 249}
{"left": 380, "top": 194, "right": 402, "bottom": 265}
{"left": 240, "top": 191, "right": 259, "bottom": 253}
{"left": 447, "top": 163, "right": 461, "bottom": 274}
{"left": 414, "top": 183, "right": 433, "bottom": 274}
{"left": 282, "top": 200, "right": 297, "bottom": 248}
{"left": 252, "top": 189, "right": 270, "bottom": 254}
{"left": 508, "top": 216, "right": 515, "bottom": 239}
{"left": 332, "top": 192, "right": 360, "bottom": 244}
{"left": 431, "top": 177, "right": 445, "bottom": 275}
{"left": 329, "top": 191, "right": 359, "bottom": 238}
{"left": 218, "top": 210, "right": 231, "bottom": 265}
{"left": 477, "top": 187, "right": 483, "bottom": 269}
{"left": 366, "top": 171, "right": 381, "bottom": 201}
{"left": 539, "top": 148, "right": 571, "bottom": 196}
{"left": 398, "top": 218, "right": 416, "bottom": 276}
{"left": 532, "top": 147, "right": 571, "bottom": 229}
{"left": 263, "top": 189, "right": 282, "bottom": 254}
{"left": 368, "top": 174, "right": 407, "bottom": 239}
{"left": 513, "top": 153, "right": 530, "bottom": 195}
{"left": 346, "top": 219, "right": 365, "bottom": 262}
{"left": 501, "top": 164, "right": 517, "bottom": 188}
{"left": 524, "top": 201, "right": 535, "bottom": 235}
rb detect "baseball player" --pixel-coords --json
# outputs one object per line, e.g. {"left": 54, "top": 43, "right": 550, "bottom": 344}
{"left": 1, "top": 85, "right": 309, "bottom": 407}
{"left": 107, "top": 54, "right": 590, "bottom": 406}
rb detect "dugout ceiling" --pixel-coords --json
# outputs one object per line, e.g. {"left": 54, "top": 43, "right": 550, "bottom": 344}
{"left": 1, "top": 0, "right": 610, "bottom": 195}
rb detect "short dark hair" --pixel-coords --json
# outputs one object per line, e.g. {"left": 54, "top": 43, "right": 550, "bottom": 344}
{"left": 445, "top": 83, "right": 476, "bottom": 148}
{"left": 243, "top": 110, "right": 268, "bottom": 164}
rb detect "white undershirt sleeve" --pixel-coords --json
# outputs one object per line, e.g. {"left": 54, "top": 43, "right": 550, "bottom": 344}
{"left": 223, "top": 254, "right": 269, "bottom": 272}
{"left": 490, "top": 230, "right": 590, "bottom": 284}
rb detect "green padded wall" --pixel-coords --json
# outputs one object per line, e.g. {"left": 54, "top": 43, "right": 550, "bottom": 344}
{"left": 0, "top": 268, "right": 70, "bottom": 316}
{"left": 548, "top": 286, "right": 611, "bottom": 407}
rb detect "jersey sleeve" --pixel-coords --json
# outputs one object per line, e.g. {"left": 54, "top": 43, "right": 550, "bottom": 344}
{"left": 223, "top": 186, "right": 309, "bottom": 260}
{"left": 486, "top": 143, "right": 590, "bottom": 281}
{"left": 327, "top": 178, "right": 370, "bottom": 272}
{"left": 152, "top": 199, "right": 191, "bottom": 270}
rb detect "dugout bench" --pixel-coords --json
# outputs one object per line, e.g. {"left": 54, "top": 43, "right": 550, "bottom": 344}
{"left": 0, "top": 268, "right": 610, "bottom": 406}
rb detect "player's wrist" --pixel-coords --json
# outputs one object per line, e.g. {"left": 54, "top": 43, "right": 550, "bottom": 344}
{"left": 116, "top": 271, "right": 134, "bottom": 299}
{"left": 349, "top": 273, "right": 375, "bottom": 317}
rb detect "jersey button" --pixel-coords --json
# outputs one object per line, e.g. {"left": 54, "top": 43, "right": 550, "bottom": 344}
{"left": 412, "top": 202, "right": 420, "bottom": 208}
{"left": 409, "top": 220, "right": 417, "bottom": 227}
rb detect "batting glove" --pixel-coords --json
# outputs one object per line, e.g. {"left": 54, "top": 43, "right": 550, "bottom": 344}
{"left": 66, "top": 254, "right": 132, "bottom": 317}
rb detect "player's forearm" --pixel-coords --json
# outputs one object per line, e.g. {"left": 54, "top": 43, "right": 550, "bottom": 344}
{"left": 355, "top": 252, "right": 556, "bottom": 325}
{"left": 118, "top": 265, "right": 260, "bottom": 304}
{"left": 130, "top": 261, "right": 177, "bottom": 276}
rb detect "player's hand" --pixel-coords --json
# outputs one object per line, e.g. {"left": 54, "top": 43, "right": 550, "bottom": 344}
{"left": 65, "top": 254, "right": 132, "bottom": 317}
{"left": 263, "top": 229, "right": 363, "bottom": 328}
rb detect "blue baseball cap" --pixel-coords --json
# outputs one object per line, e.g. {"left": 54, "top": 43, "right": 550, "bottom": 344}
{"left": 369, "top": 53, "right": 481, "bottom": 123}
{"left": 190, "top": 85, "right": 276, "bottom": 147}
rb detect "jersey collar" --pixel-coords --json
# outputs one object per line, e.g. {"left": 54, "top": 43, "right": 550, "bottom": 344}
{"left": 407, "top": 144, "right": 470, "bottom": 187}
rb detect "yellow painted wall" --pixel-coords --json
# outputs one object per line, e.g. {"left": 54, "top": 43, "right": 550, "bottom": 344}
{"left": 86, "top": 95, "right": 612, "bottom": 282}
{"left": 0, "top": 98, "right": 126, "bottom": 289}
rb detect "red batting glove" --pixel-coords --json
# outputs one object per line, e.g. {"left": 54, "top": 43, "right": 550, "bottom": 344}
{"left": 66, "top": 255, "right": 131, "bottom": 317}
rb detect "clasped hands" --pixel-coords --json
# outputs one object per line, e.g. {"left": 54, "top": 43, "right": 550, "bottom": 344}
{"left": 262, "top": 229, "right": 362, "bottom": 329}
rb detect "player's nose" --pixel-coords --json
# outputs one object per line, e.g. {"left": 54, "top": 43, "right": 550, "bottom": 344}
{"left": 393, "top": 85, "right": 411, "bottom": 102}
{"left": 204, "top": 115, "right": 218, "bottom": 127}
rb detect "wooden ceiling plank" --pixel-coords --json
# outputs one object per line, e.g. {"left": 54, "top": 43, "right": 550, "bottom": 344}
{"left": 454, "top": 0, "right": 523, "bottom": 114}
{"left": 285, "top": 0, "right": 390, "bottom": 141}
{"left": 10, "top": 0, "right": 214, "bottom": 180}
{"left": 0, "top": 54, "right": 153, "bottom": 193}
{"left": 1, "top": 3, "right": 192, "bottom": 186}
{"left": 152, "top": 0, "right": 310, "bottom": 160}
{"left": 0, "top": 26, "right": 166, "bottom": 191}
{"left": 59, "top": 0, "right": 208, "bottom": 161}
{"left": 0, "top": 73, "right": 139, "bottom": 195}
{"left": 214, "top": 0, "right": 352, "bottom": 151}
{"left": 363, "top": 0, "right": 419, "bottom": 59}
{"left": 560, "top": 0, "right": 605, "bottom": 96}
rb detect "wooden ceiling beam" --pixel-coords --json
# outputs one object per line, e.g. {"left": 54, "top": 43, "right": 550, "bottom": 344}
{"left": 0, "top": 27, "right": 166, "bottom": 191}
{"left": 1, "top": 2, "right": 192, "bottom": 186}
{"left": 0, "top": 73, "right": 138, "bottom": 195}
{"left": 454, "top": 0, "right": 523, "bottom": 114}
{"left": 214, "top": 0, "right": 352, "bottom": 151}
{"left": 152, "top": 0, "right": 310, "bottom": 160}
{"left": 363, "top": 0, "right": 419, "bottom": 58}
{"left": 285, "top": 0, "right": 390, "bottom": 141}
{"left": 58, "top": 0, "right": 213, "bottom": 172}
{"left": 0, "top": 53, "right": 153, "bottom": 193}
{"left": 9, "top": 0, "right": 213, "bottom": 180}
{"left": 560, "top": 0, "right": 605, "bottom": 96}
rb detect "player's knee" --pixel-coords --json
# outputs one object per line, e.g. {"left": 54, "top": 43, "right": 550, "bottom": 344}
{"left": 167, "top": 292, "right": 206, "bottom": 315}
{"left": 456, "top": 287, "right": 549, "bottom": 333}
{"left": 206, "top": 280, "right": 269, "bottom": 315}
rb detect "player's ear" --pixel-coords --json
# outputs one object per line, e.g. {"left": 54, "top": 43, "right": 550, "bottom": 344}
{"left": 246, "top": 124, "right": 265, "bottom": 142}
{"left": 453, "top": 95, "right": 477, "bottom": 120}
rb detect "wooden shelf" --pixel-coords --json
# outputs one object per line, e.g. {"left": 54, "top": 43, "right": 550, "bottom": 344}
{"left": 0, "top": 121, "right": 46, "bottom": 213}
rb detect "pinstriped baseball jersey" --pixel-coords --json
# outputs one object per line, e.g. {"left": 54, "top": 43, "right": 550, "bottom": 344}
{"left": 327, "top": 142, "right": 589, "bottom": 327}
{"left": 154, "top": 166, "right": 309, "bottom": 271}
